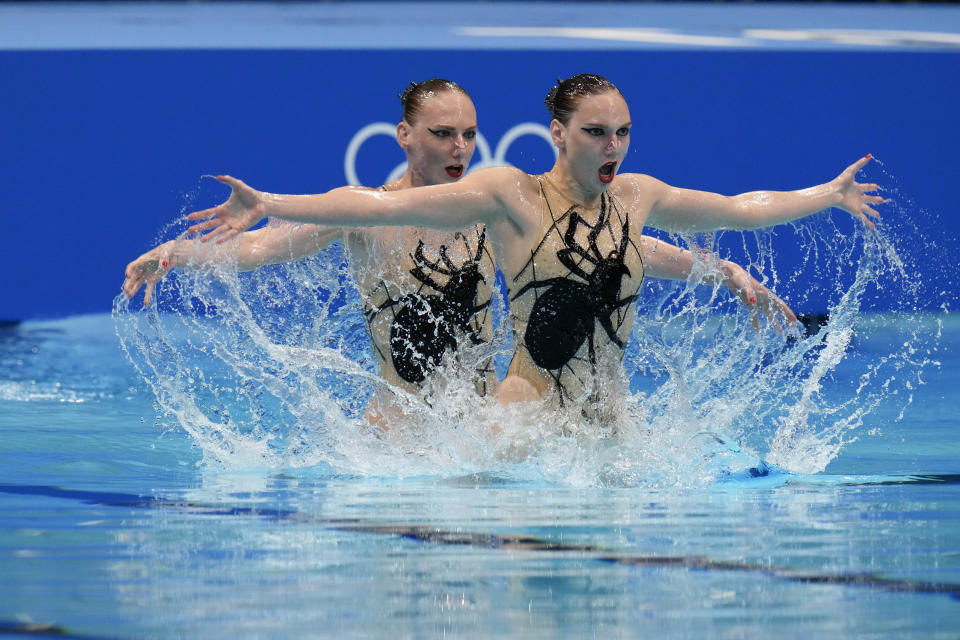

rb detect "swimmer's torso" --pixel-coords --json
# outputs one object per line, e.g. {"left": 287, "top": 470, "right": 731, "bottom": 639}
{"left": 505, "top": 175, "right": 645, "bottom": 406}
{"left": 346, "top": 222, "right": 497, "bottom": 396}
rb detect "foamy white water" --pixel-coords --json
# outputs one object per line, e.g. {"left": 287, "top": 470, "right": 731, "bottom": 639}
{"left": 113, "top": 166, "right": 950, "bottom": 486}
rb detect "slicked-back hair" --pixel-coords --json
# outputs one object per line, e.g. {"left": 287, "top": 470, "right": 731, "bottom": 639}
{"left": 398, "top": 78, "right": 471, "bottom": 125}
{"left": 544, "top": 74, "right": 622, "bottom": 125}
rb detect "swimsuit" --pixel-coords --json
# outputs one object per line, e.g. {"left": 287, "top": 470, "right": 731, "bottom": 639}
{"left": 365, "top": 227, "right": 492, "bottom": 386}
{"left": 361, "top": 188, "right": 495, "bottom": 390}
{"left": 510, "top": 175, "right": 644, "bottom": 403}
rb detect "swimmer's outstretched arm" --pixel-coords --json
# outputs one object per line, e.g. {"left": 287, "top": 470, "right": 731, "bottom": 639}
{"left": 641, "top": 236, "right": 796, "bottom": 331}
{"left": 643, "top": 155, "right": 883, "bottom": 233}
{"left": 187, "top": 170, "right": 519, "bottom": 244}
{"left": 122, "top": 223, "right": 340, "bottom": 306}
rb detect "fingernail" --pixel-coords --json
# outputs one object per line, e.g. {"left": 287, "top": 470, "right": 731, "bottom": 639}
{"left": 161, "top": 261, "right": 169, "bottom": 268}
{"left": 865, "top": 153, "right": 872, "bottom": 159}
{"left": 749, "top": 297, "right": 757, "bottom": 303}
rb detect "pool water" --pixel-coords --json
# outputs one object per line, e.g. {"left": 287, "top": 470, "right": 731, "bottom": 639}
{"left": 2, "top": 307, "right": 959, "bottom": 638}
{"left": 5, "top": 162, "right": 960, "bottom": 637}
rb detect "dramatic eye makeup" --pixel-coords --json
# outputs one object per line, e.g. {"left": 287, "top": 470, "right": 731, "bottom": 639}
{"left": 427, "top": 127, "right": 476, "bottom": 141}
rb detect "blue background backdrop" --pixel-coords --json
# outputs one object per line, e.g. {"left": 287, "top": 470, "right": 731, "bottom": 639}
{"left": 3, "top": 11, "right": 958, "bottom": 320}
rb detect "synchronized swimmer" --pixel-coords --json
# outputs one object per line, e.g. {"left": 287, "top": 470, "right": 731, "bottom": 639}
{"left": 129, "top": 74, "right": 878, "bottom": 419}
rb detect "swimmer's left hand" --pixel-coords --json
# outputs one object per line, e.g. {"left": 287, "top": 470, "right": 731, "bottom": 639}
{"left": 186, "top": 175, "right": 266, "bottom": 243}
{"left": 725, "top": 262, "right": 797, "bottom": 332}
{"left": 834, "top": 155, "right": 884, "bottom": 229}
{"left": 123, "top": 243, "right": 174, "bottom": 307}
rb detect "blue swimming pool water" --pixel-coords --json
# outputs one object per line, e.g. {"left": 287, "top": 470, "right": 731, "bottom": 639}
{"left": 4, "top": 2, "right": 959, "bottom": 634}
{"left": 2, "top": 152, "right": 957, "bottom": 636}
{"left": 2, "top": 308, "right": 959, "bottom": 638}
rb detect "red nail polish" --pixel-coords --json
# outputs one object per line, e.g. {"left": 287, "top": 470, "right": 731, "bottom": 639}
{"left": 866, "top": 153, "right": 872, "bottom": 159}
{"left": 749, "top": 297, "right": 757, "bottom": 304}
{"left": 161, "top": 261, "right": 169, "bottom": 268}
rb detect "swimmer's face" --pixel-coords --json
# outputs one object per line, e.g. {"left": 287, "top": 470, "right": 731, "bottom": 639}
{"left": 398, "top": 91, "right": 477, "bottom": 187}
{"left": 553, "top": 91, "right": 631, "bottom": 190}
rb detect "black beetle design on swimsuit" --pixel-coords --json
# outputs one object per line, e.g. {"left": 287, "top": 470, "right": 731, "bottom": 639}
{"left": 514, "top": 208, "right": 637, "bottom": 370}
{"left": 366, "top": 228, "right": 491, "bottom": 384}
{"left": 512, "top": 181, "right": 643, "bottom": 402}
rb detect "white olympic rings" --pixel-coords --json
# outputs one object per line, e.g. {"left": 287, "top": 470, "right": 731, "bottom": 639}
{"left": 344, "top": 121, "right": 557, "bottom": 186}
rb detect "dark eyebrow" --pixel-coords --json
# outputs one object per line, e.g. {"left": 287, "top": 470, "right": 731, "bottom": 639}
{"left": 582, "top": 122, "right": 632, "bottom": 129}
{"left": 429, "top": 125, "right": 478, "bottom": 132}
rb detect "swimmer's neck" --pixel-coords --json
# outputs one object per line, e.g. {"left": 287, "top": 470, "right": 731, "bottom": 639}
{"left": 385, "top": 173, "right": 418, "bottom": 191}
{"left": 389, "top": 169, "right": 445, "bottom": 192}
{"left": 543, "top": 167, "right": 606, "bottom": 208}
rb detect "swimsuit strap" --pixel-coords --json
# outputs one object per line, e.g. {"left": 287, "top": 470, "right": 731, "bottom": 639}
{"left": 542, "top": 179, "right": 644, "bottom": 275}
{"left": 514, "top": 176, "right": 578, "bottom": 285}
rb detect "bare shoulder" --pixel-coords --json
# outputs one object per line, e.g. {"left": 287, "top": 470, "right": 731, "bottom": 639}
{"left": 485, "top": 167, "right": 543, "bottom": 226}
{"left": 611, "top": 172, "right": 668, "bottom": 203}
{"left": 610, "top": 173, "right": 669, "bottom": 212}
{"left": 465, "top": 166, "right": 538, "bottom": 193}
{"left": 453, "top": 166, "right": 538, "bottom": 226}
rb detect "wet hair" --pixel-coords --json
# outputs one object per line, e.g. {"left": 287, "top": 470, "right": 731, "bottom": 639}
{"left": 544, "top": 74, "right": 623, "bottom": 125}
{"left": 398, "top": 78, "right": 470, "bottom": 125}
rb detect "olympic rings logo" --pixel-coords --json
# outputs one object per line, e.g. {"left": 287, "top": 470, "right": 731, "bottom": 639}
{"left": 344, "top": 122, "right": 557, "bottom": 186}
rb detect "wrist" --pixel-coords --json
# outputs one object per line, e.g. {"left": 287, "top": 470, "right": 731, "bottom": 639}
{"left": 163, "top": 240, "right": 198, "bottom": 269}
{"left": 719, "top": 260, "right": 746, "bottom": 291}
{"left": 800, "top": 180, "right": 844, "bottom": 213}
{"left": 821, "top": 178, "right": 846, "bottom": 209}
{"left": 260, "top": 191, "right": 282, "bottom": 220}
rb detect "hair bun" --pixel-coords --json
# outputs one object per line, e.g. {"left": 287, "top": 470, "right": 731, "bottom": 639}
{"left": 544, "top": 85, "right": 560, "bottom": 116}
{"left": 398, "top": 80, "right": 418, "bottom": 105}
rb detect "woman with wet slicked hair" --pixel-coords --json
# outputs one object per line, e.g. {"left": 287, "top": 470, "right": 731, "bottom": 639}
{"left": 186, "top": 73, "right": 871, "bottom": 411}
{"left": 543, "top": 74, "right": 621, "bottom": 127}
{"left": 124, "top": 79, "right": 495, "bottom": 426}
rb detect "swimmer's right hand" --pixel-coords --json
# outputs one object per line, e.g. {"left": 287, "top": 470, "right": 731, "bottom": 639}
{"left": 187, "top": 175, "right": 266, "bottom": 244}
{"left": 123, "top": 243, "right": 174, "bottom": 307}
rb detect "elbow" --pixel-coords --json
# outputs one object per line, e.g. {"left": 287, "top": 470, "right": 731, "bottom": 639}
{"left": 715, "top": 199, "right": 759, "bottom": 232}
{"left": 729, "top": 192, "right": 776, "bottom": 230}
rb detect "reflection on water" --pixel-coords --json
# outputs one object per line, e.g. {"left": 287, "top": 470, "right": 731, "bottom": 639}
{"left": 94, "top": 474, "right": 960, "bottom": 637}
{"left": 4, "top": 301, "right": 960, "bottom": 636}
{"left": 112, "top": 166, "right": 954, "bottom": 486}
{"left": 5, "top": 465, "right": 959, "bottom": 637}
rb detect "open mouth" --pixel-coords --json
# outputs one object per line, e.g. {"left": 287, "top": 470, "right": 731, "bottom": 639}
{"left": 598, "top": 161, "right": 617, "bottom": 184}
{"left": 445, "top": 165, "right": 464, "bottom": 178}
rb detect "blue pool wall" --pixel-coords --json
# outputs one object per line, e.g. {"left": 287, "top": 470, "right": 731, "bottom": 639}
{"left": 2, "top": 48, "right": 958, "bottom": 320}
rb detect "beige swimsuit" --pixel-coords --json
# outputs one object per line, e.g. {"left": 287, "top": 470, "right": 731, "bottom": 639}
{"left": 506, "top": 175, "right": 646, "bottom": 405}
{"left": 353, "top": 185, "right": 498, "bottom": 396}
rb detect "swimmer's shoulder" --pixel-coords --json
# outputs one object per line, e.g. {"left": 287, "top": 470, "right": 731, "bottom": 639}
{"left": 458, "top": 165, "right": 531, "bottom": 184}
{"left": 610, "top": 172, "right": 669, "bottom": 207}
{"left": 461, "top": 166, "right": 540, "bottom": 200}
{"left": 612, "top": 171, "right": 665, "bottom": 192}
{"left": 461, "top": 167, "right": 542, "bottom": 232}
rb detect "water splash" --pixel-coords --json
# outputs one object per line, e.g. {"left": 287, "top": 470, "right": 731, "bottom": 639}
{"left": 113, "top": 165, "right": 952, "bottom": 486}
